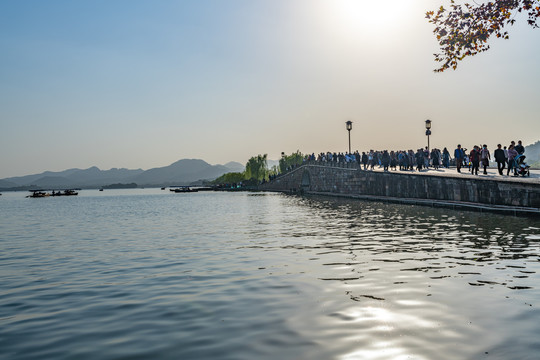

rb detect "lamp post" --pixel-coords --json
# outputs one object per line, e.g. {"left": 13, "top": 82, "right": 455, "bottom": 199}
{"left": 425, "top": 119, "right": 432, "bottom": 153}
{"left": 346, "top": 121, "right": 353, "bottom": 154}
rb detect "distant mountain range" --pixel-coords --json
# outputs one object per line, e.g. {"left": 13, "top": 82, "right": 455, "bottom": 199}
{"left": 0, "top": 159, "right": 245, "bottom": 190}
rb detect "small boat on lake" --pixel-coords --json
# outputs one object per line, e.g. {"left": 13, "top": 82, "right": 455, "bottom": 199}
{"left": 51, "top": 189, "right": 79, "bottom": 196}
{"left": 26, "top": 190, "right": 50, "bottom": 198}
{"left": 170, "top": 186, "right": 198, "bottom": 193}
{"left": 27, "top": 189, "right": 79, "bottom": 198}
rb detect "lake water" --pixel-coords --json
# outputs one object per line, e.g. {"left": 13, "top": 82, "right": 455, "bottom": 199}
{"left": 1, "top": 189, "right": 539, "bottom": 360}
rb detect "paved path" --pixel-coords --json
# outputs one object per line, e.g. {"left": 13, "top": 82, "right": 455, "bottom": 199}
{"left": 363, "top": 165, "right": 540, "bottom": 184}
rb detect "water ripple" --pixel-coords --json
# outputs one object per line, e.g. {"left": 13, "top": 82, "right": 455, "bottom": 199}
{"left": 1, "top": 190, "right": 539, "bottom": 359}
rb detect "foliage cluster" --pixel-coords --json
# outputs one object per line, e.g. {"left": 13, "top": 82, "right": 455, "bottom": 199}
{"left": 212, "top": 172, "right": 246, "bottom": 185}
{"left": 245, "top": 154, "right": 268, "bottom": 182}
{"left": 427, "top": 0, "right": 540, "bottom": 72}
{"left": 212, "top": 152, "right": 306, "bottom": 185}
{"left": 212, "top": 154, "right": 270, "bottom": 185}
{"left": 279, "top": 151, "right": 304, "bottom": 174}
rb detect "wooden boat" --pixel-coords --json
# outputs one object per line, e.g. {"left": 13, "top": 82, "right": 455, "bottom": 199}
{"left": 27, "top": 189, "right": 79, "bottom": 198}
{"left": 51, "top": 189, "right": 79, "bottom": 196}
{"left": 170, "top": 186, "right": 198, "bottom": 193}
{"left": 26, "top": 190, "right": 50, "bottom": 198}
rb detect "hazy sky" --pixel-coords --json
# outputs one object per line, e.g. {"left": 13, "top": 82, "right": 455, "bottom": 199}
{"left": 1, "top": 0, "right": 539, "bottom": 178}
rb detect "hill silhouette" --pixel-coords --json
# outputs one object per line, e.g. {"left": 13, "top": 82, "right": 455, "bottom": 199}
{"left": 525, "top": 141, "right": 540, "bottom": 167}
{"left": 0, "top": 159, "right": 244, "bottom": 190}
{"left": 132, "top": 159, "right": 234, "bottom": 186}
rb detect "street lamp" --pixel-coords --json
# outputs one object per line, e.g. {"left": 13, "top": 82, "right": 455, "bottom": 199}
{"left": 425, "top": 119, "right": 432, "bottom": 153}
{"left": 346, "top": 120, "right": 353, "bottom": 154}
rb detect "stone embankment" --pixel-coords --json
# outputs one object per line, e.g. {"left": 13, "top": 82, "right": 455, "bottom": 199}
{"left": 259, "top": 163, "right": 540, "bottom": 216}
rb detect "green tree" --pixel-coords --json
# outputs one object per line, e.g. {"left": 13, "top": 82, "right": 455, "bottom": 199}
{"left": 245, "top": 154, "right": 268, "bottom": 182}
{"left": 279, "top": 151, "right": 304, "bottom": 173}
{"left": 268, "top": 165, "right": 280, "bottom": 178}
{"left": 427, "top": 0, "right": 540, "bottom": 72}
{"left": 212, "top": 172, "right": 245, "bottom": 185}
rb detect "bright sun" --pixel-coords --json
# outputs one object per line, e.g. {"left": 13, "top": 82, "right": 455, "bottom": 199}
{"left": 323, "top": 0, "right": 410, "bottom": 36}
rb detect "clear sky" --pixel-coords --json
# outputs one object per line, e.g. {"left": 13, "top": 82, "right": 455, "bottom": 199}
{"left": 1, "top": 0, "right": 539, "bottom": 178}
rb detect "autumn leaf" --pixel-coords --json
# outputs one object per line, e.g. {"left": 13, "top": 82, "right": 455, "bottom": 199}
{"left": 428, "top": 0, "right": 540, "bottom": 72}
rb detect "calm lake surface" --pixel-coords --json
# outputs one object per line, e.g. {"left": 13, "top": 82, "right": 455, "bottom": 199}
{"left": 1, "top": 189, "right": 539, "bottom": 360}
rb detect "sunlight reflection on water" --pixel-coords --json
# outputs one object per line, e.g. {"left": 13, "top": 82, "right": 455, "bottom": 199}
{"left": 0, "top": 190, "right": 539, "bottom": 359}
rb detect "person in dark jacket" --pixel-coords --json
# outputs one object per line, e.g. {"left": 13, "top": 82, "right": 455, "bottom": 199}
{"left": 470, "top": 145, "right": 481, "bottom": 175}
{"left": 415, "top": 149, "right": 424, "bottom": 171}
{"left": 382, "top": 150, "right": 390, "bottom": 171}
{"left": 361, "top": 152, "right": 368, "bottom": 170}
{"left": 494, "top": 144, "right": 506, "bottom": 175}
{"left": 515, "top": 140, "right": 525, "bottom": 155}
{"left": 454, "top": 145, "right": 464, "bottom": 173}
{"left": 431, "top": 148, "right": 440, "bottom": 169}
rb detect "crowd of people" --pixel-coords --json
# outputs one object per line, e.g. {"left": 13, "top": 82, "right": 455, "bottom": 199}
{"left": 453, "top": 140, "right": 526, "bottom": 176}
{"left": 307, "top": 148, "right": 450, "bottom": 172}
{"left": 302, "top": 140, "right": 527, "bottom": 176}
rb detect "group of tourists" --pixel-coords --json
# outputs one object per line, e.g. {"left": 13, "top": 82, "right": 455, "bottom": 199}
{"left": 302, "top": 140, "right": 526, "bottom": 176}
{"left": 453, "top": 140, "right": 525, "bottom": 176}
{"left": 308, "top": 148, "right": 451, "bottom": 172}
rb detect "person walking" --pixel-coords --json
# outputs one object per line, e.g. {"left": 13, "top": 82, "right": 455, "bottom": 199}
{"left": 368, "top": 150, "right": 375, "bottom": 170}
{"left": 515, "top": 140, "right": 525, "bottom": 155}
{"left": 454, "top": 144, "right": 464, "bottom": 173}
{"left": 423, "top": 147, "right": 430, "bottom": 169}
{"left": 361, "top": 152, "right": 368, "bottom": 170}
{"left": 431, "top": 148, "right": 440, "bottom": 170}
{"left": 398, "top": 151, "right": 405, "bottom": 170}
{"left": 415, "top": 149, "right": 424, "bottom": 171}
{"left": 507, "top": 144, "right": 518, "bottom": 176}
{"left": 480, "top": 144, "right": 491, "bottom": 175}
{"left": 494, "top": 144, "right": 506, "bottom": 175}
{"left": 470, "top": 146, "right": 481, "bottom": 175}
{"left": 390, "top": 151, "right": 398, "bottom": 171}
{"left": 408, "top": 150, "right": 415, "bottom": 170}
{"left": 382, "top": 150, "right": 390, "bottom": 172}
{"left": 443, "top": 148, "right": 450, "bottom": 168}
{"left": 403, "top": 151, "right": 410, "bottom": 170}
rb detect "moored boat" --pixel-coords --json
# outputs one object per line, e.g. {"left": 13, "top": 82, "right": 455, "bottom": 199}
{"left": 170, "top": 186, "right": 198, "bottom": 193}
{"left": 51, "top": 189, "right": 79, "bottom": 196}
{"left": 27, "top": 189, "right": 79, "bottom": 198}
{"left": 26, "top": 190, "right": 50, "bottom": 198}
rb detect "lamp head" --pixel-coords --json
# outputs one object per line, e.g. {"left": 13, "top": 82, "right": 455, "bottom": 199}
{"left": 425, "top": 119, "right": 432, "bottom": 130}
{"left": 346, "top": 120, "right": 353, "bottom": 131}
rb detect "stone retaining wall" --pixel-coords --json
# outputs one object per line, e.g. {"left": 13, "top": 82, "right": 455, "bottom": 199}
{"left": 260, "top": 164, "right": 540, "bottom": 210}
